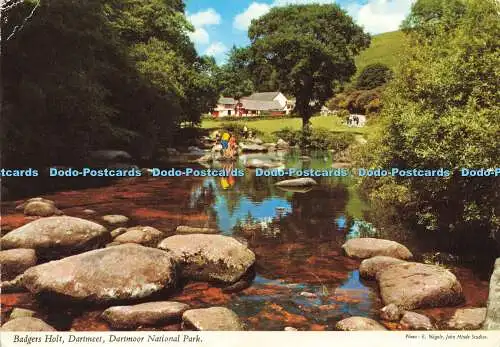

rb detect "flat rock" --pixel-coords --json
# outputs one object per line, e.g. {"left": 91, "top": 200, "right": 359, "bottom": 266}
{"left": 15, "top": 197, "right": 54, "bottom": 210}
{"left": 182, "top": 307, "right": 244, "bottom": 331}
{"left": 21, "top": 244, "right": 177, "bottom": 303}
{"left": 24, "top": 201, "right": 62, "bottom": 217}
{"left": 240, "top": 144, "right": 268, "bottom": 153}
{"left": 336, "top": 317, "right": 387, "bottom": 331}
{"left": 89, "top": 150, "right": 132, "bottom": 162}
{"left": 447, "top": 308, "right": 486, "bottom": 330}
{"left": 245, "top": 158, "right": 282, "bottom": 169}
{"left": 175, "top": 226, "right": 218, "bottom": 235}
{"left": 1, "top": 216, "right": 109, "bottom": 260}
{"left": 380, "top": 304, "right": 403, "bottom": 322}
{"left": 484, "top": 258, "right": 500, "bottom": 330}
{"left": 9, "top": 308, "right": 37, "bottom": 319}
{"left": 275, "top": 178, "right": 317, "bottom": 187}
{"left": 158, "top": 234, "right": 255, "bottom": 284}
{"left": 400, "top": 311, "right": 434, "bottom": 330}
{"left": 376, "top": 262, "right": 464, "bottom": 310}
{"left": 102, "top": 301, "right": 189, "bottom": 328}
{"left": 342, "top": 238, "right": 413, "bottom": 260}
{"left": 0, "top": 249, "right": 37, "bottom": 281}
{"left": 112, "top": 226, "right": 164, "bottom": 247}
{"left": 359, "top": 256, "right": 407, "bottom": 278}
{"left": 102, "top": 215, "right": 129, "bottom": 225}
{"left": 1, "top": 317, "right": 56, "bottom": 331}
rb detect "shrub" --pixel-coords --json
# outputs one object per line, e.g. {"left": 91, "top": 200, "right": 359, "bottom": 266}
{"left": 356, "top": 63, "right": 393, "bottom": 90}
{"left": 273, "top": 127, "right": 354, "bottom": 151}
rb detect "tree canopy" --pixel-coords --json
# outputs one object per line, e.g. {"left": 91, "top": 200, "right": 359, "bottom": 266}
{"left": 356, "top": 63, "right": 393, "bottom": 90}
{"left": 247, "top": 4, "right": 370, "bottom": 127}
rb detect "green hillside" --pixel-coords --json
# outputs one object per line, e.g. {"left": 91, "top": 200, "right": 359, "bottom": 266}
{"left": 355, "top": 30, "right": 407, "bottom": 73}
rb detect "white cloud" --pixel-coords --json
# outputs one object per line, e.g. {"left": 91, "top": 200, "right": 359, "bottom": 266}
{"left": 188, "top": 8, "right": 221, "bottom": 27}
{"left": 347, "top": 0, "right": 414, "bottom": 34}
{"left": 187, "top": 8, "right": 221, "bottom": 45}
{"left": 233, "top": 2, "right": 272, "bottom": 31}
{"left": 204, "top": 42, "right": 228, "bottom": 57}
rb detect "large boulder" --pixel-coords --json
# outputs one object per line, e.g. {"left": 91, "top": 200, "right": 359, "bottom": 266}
{"left": 275, "top": 178, "right": 317, "bottom": 188}
{"left": 336, "top": 317, "right": 387, "bottom": 331}
{"left": 0, "top": 249, "right": 37, "bottom": 281}
{"left": 21, "top": 244, "right": 178, "bottom": 303}
{"left": 359, "top": 256, "right": 407, "bottom": 278}
{"left": 1, "top": 317, "right": 56, "bottom": 331}
{"left": 175, "top": 226, "right": 218, "bottom": 235}
{"left": 376, "top": 262, "right": 464, "bottom": 310}
{"left": 182, "top": 307, "right": 244, "bottom": 331}
{"left": 447, "top": 308, "right": 487, "bottom": 330}
{"left": 1, "top": 216, "right": 109, "bottom": 260}
{"left": 102, "top": 301, "right": 189, "bottom": 328}
{"left": 111, "top": 226, "right": 164, "bottom": 247}
{"left": 483, "top": 258, "right": 500, "bottom": 330}
{"left": 158, "top": 234, "right": 255, "bottom": 284}
{"left": 342, "top": 238, "right": 413, "bottom": 260}
{"left": 24, "top": 200, "right": 62, "bottom": 217}
{"left": 400, "top": 311, "right": 434, "bottom": 330}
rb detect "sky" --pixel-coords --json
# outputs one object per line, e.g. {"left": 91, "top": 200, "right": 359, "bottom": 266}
{"left": 185, "top": 0, "right": 414, "bottom": 64}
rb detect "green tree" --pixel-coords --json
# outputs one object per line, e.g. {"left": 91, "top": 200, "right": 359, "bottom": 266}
{"left": 248, "top": 4, "right": 370, "bottom": 128}
{"left": 359, "top": 0, "right": 500, "bottom": 240}
{"left": 218, "top": 47, "right": 254, "bottom": 99}
{"left": 356, "top": 63, "right": 393, "bottom": 90}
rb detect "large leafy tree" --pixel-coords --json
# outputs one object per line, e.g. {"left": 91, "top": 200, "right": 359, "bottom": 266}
{"left": 359, "top": 0, "right": 500, "bottom": 242}
{"left": 217, "top": 47, "right": 254, "bottom": 99}
{"left": 248, "top": 4, "right": 370, "bottom": 128}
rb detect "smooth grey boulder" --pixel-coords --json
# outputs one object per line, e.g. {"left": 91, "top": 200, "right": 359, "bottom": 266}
{"left": 0, "top": 249, "right": 37, "bottom": 281}
{"left": 483, "top": 258, "right": 500, "bottom": 330}
{"left": 102, "top": 215, "right": 129, "bottom": 225}
{"left": 111, "top": 226, "right": 164, "bottom": 247}
{"left": 21, "top": 244, "right": 178, "bottom": 303}
{"left": 158, "top": 234, "right": 255, "bottom": 284}
{"left": 89, "top": 150, "right": 132, "bottom": 162}
{"left": 400, "top": 311, "right": 434, "bottom": 330}
{"left": 376, "top": 262, "right": 464, "bottom": 310}
{"left": 275, "top": 178, "right": 317, "bottom": 188}
{"left": 1, "top": 317, "right": 56, "bottom": 331}
{"left": 336, "top": 317, "right": 387, "bottom": 331}
{"left": 1, "top": 216, "right": 109, "bottom": 260}
{"left": 182, "top": 307, "right": 244, "bottom": 331}
{"left": 342, "top": 238, "right": 413, "bottom": 260}
{"left": 447, "top": 308, "right": 487, "bottom": 330}
{"left": 245, "top": 158, "right": 282, "bottom": 169}
{"left": 102, "top": 301, "right": 189, "bottom": 328}
{"left": 359, "top": 256, "right": 407, "bottom": 278}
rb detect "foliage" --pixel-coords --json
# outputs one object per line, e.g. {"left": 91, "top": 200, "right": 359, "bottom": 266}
{"left": 327, "top": 87, "right": 384, "bottom": 115}
{"left": 359, "top": 0, "right": 500, "bottom": 238}
{"left": 356, "top": 63, "right": 393, "bottom": 90}
{"left": 273, "top": 128, "right": 354, "bottom": 151}
{"left": 1, "top": 0, "right": 219, "bottom": 167}
{"left": 248, "top": 4, "right": 370, "bottom": 127}
{"left": 217, "top": 47, "right": 254, "bottom": 99}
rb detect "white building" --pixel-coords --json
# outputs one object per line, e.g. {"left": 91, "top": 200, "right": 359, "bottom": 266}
{"left": 212, "top": 92, "right": 294, "bottom": 117}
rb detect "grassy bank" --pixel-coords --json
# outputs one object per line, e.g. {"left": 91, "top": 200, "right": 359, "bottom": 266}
{"left": 355, "top": 30, "right": 406, "bottom": 73}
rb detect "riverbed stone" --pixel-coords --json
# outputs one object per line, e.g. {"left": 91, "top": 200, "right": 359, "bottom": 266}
{"left": 0, "top": 248, "right": 37, "bottom": 281}
{"left": 1, "top": 317, "right": 56, "bottom": 331}
{"left": 1, "top": 216, "right": 109, "bottom": 260}
{"left": 275, "top": 178, "right": 317, "bottom": 188}
{"left": 336, "top": 317, "right": 387, "bottom": 331}
{"left": 380, "top": 304, "right": 403, "bottom": 322}
{"left": 483, "top": 258, "right": 500, "bottom": 330}
{"left": 102, "top": 301, "right": 189, "bottom": 328}
{"left": 276, "top": 138, "right": 289, "bottom": 149}
{"left": 400, "top": 311, "right": 434, "bottom": 330}
{"left": 110, "top": 227, "right": 128, "bottom": 238}
{"left": 9, "top": 308, "right": 36, "bottom": 319}
{"left": 245, "top": 158, "right": 282, "bottom": 169}
{"left": 24, "top": 201, "right": 62, "bottom": 217}
{"left": 15, "top": 197, "right": 54, "bottom": 210}
{"left": 342, "top": 238, "right": 413, "bottom": 260}
{"left": 21, "top": 244, "right": 178, "bottom": 303}
{"left": 376, "top": 262, "right": 464, "bottom": 310}
{"left": 102, "top": 215, "right": 129, "bottom": 225}
{"left": 359, "top": 256, "right": 407, "bottom": 278}
{"left": 447, "top": 308, "right": 487, "bottom": 330}
{"left": 175, "top": 226, "right": 218, "bottom": 235}
{"left": 240, "top": 143, "right": 268, "bottom": 153}
{"left": 111, "top": 226, "right": 164, "bottom": 247}
{"left": 182, "top": 307, "right": 244, "bottom": 331}
{"left": 158, "top": 234, "right": 255, "bottom": 284}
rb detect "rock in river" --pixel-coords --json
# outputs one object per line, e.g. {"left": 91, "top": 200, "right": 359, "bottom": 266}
{"left": 158, "top": 234, "right": 255, "bottom": 284}
{"left": 1, "top": 216, "right": 109, "bottom": 260}
{"left": 376, "top": 262, "right": 464, "bottom": 310}
{"left": 483, "top": 258, "right": 500, "bottom": 330}
{"left": 400, "top": 311, "right": 434, "bottom": 330}
{"left": 111, "top": 226, "right": 164, "bottom": 247}
{"left": 336, "top": 317, "right": 387, "bottom": 331}
{"left": 182, "top": 307, "right": 244, "bottom": 331}
{"left": 0, "top": 248, "right": 37, "bottom": 281}
{"left": 447, "top": 308, "right": 487, "bottom": 330}
{"left": 359, "top": 256, "right": 407, "bottom": 279}
{"left": 342, "top": 238, "right": 413, "bottom": 260}
{"left": 102, "top": 215, "right": 129, "bottom": 225}
{"left": 21, "top": 244, "right": 178, "bottom": 303}
{"left": 1, "top": 317, "right": 56, "bottom": 331}
{"left": 380, "top": 304, "right": 403, "bottom": 322}
{"left": 102, "top": 301, "right": 189, "bottom": 328}
{"left": 275, "top": 178, "right": 317, "bottom": 187}
{"left": 240, "top": 143, "right": 268, "bottom": 153}
{"left": 175, "top": 226, "right": 218, "bottom": 235}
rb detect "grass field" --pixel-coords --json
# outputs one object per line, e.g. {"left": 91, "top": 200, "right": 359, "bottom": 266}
{"left": 201, "top": 115, "right": 373, "bottom": 141}
{"left": 355, "top": 30, "right": 407, "bottom": 73}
